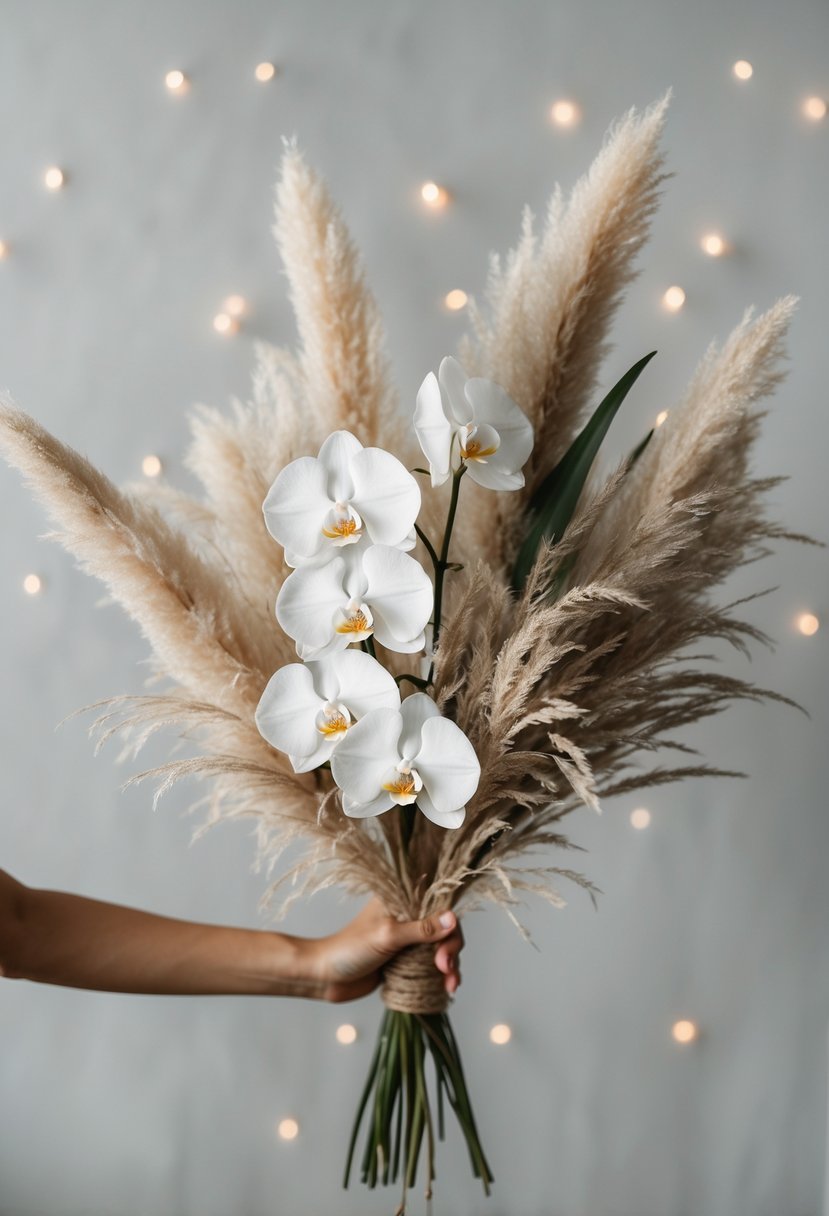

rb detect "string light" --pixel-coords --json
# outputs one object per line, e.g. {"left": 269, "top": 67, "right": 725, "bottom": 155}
{"left": 336, "top": 1024, "right": 358, "bottom": 1045}
{"left": 277, "top": 1118, "right": 299, "bottom": 1141}
{"left": 444, "top": 289, "right": 468, "bottom": 311}
{"left": 655, "top": 409, "right": 669, "bottom": 427}
{"left": 550, "top": 99, "right": 580, "bottom": 127}
{"left": 700, "top": 232, "right": 727, "bottom": 257}
{"left": 630, "top": 807, "right": 651, "bottom": 830}
{"left": 213, "top": 312, "right": 239, "bottom": 336}
{"left": 165, "top": 69, "right": 189, "bottom": 94}
{"left": 732, "top": 60, "right": 753, "bottom": 81}
{"left": 796, "top": 612, "right": 819, "bottom": 636}
{"left": 489, "top": 1024, "right": 512, "bottom": 1045}
{"left": 803, "top": 96, "right": 827, "bottom": 121}
{"left": 0, "top": 240, "right": 8, "bottom": 260}
{"left": 141, "top": 455, "right": 163, "bottom": 478}
{"left": 255, "top": 62, "right": 277, "bottom": 83}
{"left": 44, "top": 167, "right": 65, "bottom": 191}
{"left": 223, "top": 294, "right": 247, "bottom": 318}
{"left": 23, "top": 574, "right": 43, "bottom": 596}
{"left": 662, "top": 286, "right": 686, "bottom": 313}
{"left": 421, "top": 181, "right": 449, "bottom": 210}
{"left": 671, "top": 1019, "right": 699, "bottom": 1044}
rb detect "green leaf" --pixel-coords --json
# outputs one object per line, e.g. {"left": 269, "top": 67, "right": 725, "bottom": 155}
{"left": 512, "top": 350, "right": 657, "bottom": 592}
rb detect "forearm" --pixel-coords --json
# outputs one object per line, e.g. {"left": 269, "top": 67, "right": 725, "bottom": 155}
{"left": 1, "top": 880, "right": 323, "bottom": 998}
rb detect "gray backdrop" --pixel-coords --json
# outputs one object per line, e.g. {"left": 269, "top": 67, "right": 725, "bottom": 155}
{"left": 0, "top": 2, "right": 827, "bottom": 1214}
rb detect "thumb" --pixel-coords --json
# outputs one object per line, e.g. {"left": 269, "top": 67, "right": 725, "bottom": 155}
{"left": 389, "top": 910, "right": 456, "bottom": 951}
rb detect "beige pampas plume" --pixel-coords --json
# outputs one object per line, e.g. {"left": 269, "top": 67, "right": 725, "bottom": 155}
{"left": 273, "top": 138, "right": 406, "bottom": 453}
{"left": 455, "top": 92, "right": 671, "bottom": 570}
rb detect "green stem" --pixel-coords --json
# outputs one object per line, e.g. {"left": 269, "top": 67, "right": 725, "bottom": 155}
{"left": 427, "top": 465, "right": 466, "bottom": 683}
{"left": 361, "top": 636, "right": 377, "bottom": 659}
{"left": 415, "top": 523, "right": 440, "bottom": 570}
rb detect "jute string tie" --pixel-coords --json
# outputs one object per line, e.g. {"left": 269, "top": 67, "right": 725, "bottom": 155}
{"left": 381, "top": 943, "right": 450, "bottom": 1014}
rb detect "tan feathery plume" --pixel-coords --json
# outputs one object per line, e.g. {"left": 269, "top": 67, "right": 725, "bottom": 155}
{"left": 273, "top": 139, "right": 408, "bottom": 453}
{"left": 0, "top": 400, "right": 269, "bottom": 713}
{"left": 454, "top": 92, "right": 671, "bottom": 570}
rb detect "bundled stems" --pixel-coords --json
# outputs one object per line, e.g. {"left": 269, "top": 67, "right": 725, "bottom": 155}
{"left": 343, "top": 1010, "right": 493, "bottom": 1211}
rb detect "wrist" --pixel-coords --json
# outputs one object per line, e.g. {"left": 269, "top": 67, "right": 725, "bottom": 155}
{"left": 265, "top": 931, "right": 327, "bottom": 999}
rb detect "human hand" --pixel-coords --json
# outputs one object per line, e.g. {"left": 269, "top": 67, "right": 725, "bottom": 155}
{"left": 308, "top": 897, "right": 464, "bottom": 1004}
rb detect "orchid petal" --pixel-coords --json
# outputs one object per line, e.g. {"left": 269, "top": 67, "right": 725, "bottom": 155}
{"left": 290, "top": 738, "right": 336, "bottom": 773}
{"left": 398, "top": 692, "right": 441, "bottom": 762}
{"left": 342, "top": 790, "right": 396, "bottom": 818}
{"left": 255, "top": 663, "right": 325, "bottom": 759}
{"left": 416, "top": 786, "right": 466, "bottom": 829}
{"left": 275, "top": 558, "right": 348, "bottom": 654}
{"left": 414, "top": 372, "right": 453, "bottom": 487}
{"left": 263, "top": 456, "right": 331, "bottom": 559}
{"left": 464, "top": 462, "right": 525, "bottom": 491}
{"left": 317, "top": 431, "right": 363, "bottom": 502}
{"left": 330, "top": 650, "right": 401, "bottom": 717}
{"left": 438, "top": 356, "right": 474, "bottom": 425}
{"left": 349, "top": 447, "right": 421, "bottom": 546}
{"left": 330, "top": 708, "right": 403, "bottom": 805}
{"left": 361, "top": 545, "right": 433, "bottom": 651}
{"left": 465, "top": 378, "right": 534, "bottom": 471}
{"left": 415, "top": 715, "right": 481, "bottom": 813}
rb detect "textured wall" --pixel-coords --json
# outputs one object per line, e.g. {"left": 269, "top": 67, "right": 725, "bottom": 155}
{"left": 0, "top": 2, "right": 827, "bottom": 1214}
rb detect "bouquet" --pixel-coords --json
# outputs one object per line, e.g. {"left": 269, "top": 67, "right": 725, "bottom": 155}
{"left": 0, "top": 94, "right": 809, "bottom": 1211}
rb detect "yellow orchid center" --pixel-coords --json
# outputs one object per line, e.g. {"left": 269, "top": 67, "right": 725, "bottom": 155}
{"left": 322, "top": 516, "right": 359, "bottom": 539}
{"left": 460, "top": 437, "right": 498, "bottom": 460}
{"left": 382, "top": 762, "right": 423, "bottom": 806}
{"left": 321, "top": 502, "right": 363, "bottom": 546}
{"left": 315, "top": 702, "right": 351, "bottom": 740}
{"left": 334, "top": 599, "right": 374, "bottom": 640}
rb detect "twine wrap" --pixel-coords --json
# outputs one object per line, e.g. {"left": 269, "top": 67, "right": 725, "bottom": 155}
{"left": 381, "top": 943, "right": 450, "bottom": 1014}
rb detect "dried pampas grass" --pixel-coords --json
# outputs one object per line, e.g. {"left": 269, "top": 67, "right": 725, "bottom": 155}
{"left": 0, "top": 97, "right": 809, "bottom": 940}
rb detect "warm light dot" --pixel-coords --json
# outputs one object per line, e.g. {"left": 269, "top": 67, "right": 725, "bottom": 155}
{"left": 0, "top": 240, "right": 7, "bottom": 259}
{"left": 732, "top": 60, "right": 753, "bottom": 81}
{"left": 803, "top": 96, "right": 827, "bottom": 121}
{"left": 701, "top": 232, "right": 727, "bottom": 257}
{"left": 336, "top": 1023, "right": 358, "bottom": 1045}
{"left": 550, "top": 99, "right": 580, "bottom": 127}
{"left": 444, "top": 289, "right": 468, "bottom": 311}
{"left": 421, "top": 181, "right": 449, "bottom": 209}
{"left": 165, "top": 69, "right": 189, "bottom": 94}
{"left": 662, "top": 286, "right": 686, "bottom": 312}
{"left": 277, "top": 1118, "right": 299, "bottom": 1141}
{"left": 255, "top": 61, "right": 276, "bottom": 83}
{"left": 142, "top": 454, "right": 163, "bottom": 478}
{"left": 44, "top": 167, "right": 65, "bottom": 191}
{"left": 630, "top": 807, "right": 652, "bottom": 830}
{"left": 655, "top": 409, "right": 669, "bottom": 428}
{"left": 223, "top": 294, "right": 248, "bottom": 318}
{"left": 671, "top": 1019, "right": 699, "bottom": 1044}
{"left": 489, "top": 1023, "right": 512, "bottom": 1045}
{"left": 796, "top": 612, "right": 819, "bottom": 636}
{"left": 213, "top": 312, "right": 239, "bottom": 335}
{"left": 23, "top": 574, "right": 43, "bottom": 596}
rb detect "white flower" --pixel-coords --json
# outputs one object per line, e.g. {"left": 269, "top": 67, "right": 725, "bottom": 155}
{"left": 330, "top": 692, "right": 480, "bottom": 828}
{"left": 276, "top": 544, "right": 433, "bottom": 660}
{"left": 414, "top": 356, "right": 534, "bottom": 490}
{"left": 263, "top": 430, "right": 420, "bottom": 567}
{"left": 255, "top": 650, "right": 400, "bottom": 773}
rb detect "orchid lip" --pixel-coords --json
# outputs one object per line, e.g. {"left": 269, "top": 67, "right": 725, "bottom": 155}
{"left": 382, "top": 761, "right": 423, "bottom": 805}
{"left": 315, "top": 700, "right": 352, "bottom": 739}
{"left": 333, "top": 598, "right": 374, "bottom": 640}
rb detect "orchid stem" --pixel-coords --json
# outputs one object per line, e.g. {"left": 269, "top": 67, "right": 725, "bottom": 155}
{"left": 427, "top": 465, "right": 466, "bottom": 683}
{"left": 414, "top": 524, "right": 440, "bottom": 570}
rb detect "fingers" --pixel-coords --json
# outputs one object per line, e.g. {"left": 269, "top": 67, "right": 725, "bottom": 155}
{"left": 391, "top": 909, "right": 457, "bottom": 950}
{"left": 434, "top": 924, "right": 464, "bottom": 994}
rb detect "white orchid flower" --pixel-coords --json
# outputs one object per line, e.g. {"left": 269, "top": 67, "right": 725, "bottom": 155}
{"left": 263, "top": 430, "right": 420, "bottom": 567}
{"left": 414, "top": 356, "right": 534, "bottom": 490}
{"left": 255, "top": 650, "right": 400, "bottom": 773}
{"left": 276, "top": 544, "right": 433, "bottom": 660}
{"left": 330, "top": 692, "right": 480, "bottom": 828}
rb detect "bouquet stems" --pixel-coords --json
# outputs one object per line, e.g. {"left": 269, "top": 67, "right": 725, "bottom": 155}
{"left": 343, "top": 1009, "right": 493, "bottom": 1210}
